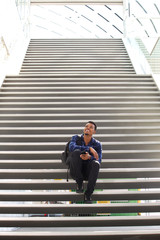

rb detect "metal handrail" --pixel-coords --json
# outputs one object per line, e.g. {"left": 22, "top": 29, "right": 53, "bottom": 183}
{"left": 150, "top": 37, "right": 160, "bottom": 55}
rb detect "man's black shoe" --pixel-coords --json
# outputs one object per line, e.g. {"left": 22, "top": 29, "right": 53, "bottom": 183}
{"left": 76, "top": 183, "right": 84, "bottom": 193}
{"left": 84, "top": 193, "right": 92, "bottom": 204}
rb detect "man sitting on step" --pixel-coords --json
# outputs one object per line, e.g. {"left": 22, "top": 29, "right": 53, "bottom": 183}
{"left": 67, "top": 121, "right": 102, "bottom": 203}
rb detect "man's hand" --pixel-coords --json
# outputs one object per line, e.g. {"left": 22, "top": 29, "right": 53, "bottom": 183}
{"left": 80, "top": 152, "right": 91, "bottom": 160}
{"left": 89, "top": 147, "right": 99, "bottom": 160}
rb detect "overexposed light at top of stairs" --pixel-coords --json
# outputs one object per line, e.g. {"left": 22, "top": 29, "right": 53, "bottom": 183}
{"left": 30, "top": 0, "right": 160, "bottom": 38}
{"left": 30, "top": 4, "right": 123, "bottom": 38}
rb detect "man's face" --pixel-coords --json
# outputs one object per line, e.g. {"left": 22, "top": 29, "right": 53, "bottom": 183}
{"left": 83, "top": 123, "right": 96, "bottom": 136}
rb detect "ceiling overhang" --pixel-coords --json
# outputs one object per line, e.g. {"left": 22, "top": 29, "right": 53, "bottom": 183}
{"left": 30, "top": 0, "right": 123, "bottom": 5}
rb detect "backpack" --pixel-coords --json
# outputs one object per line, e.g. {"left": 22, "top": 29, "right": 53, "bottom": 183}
{"left": 61, "top": 135, "right": 82, "bottom": 166}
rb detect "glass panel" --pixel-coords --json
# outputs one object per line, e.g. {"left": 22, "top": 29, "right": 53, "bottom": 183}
{"left": 124, "top": 0, "right": 160, "bottom": 38}
{"left": 15, "top": 0, "right": 30, "bottom": 38}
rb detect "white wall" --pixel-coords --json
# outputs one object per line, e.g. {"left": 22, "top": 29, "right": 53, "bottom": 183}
{"left": 0, "top": 0, "right": 30, "bottom": 86}
{"left": 123, "top": 37, "right": 160, "bottom": 91}
{"left": 123, "top": 37, "right": 152, "bottom": 75}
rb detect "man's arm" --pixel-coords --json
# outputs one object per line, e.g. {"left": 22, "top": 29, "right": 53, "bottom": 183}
{"left": 69, "top": 135, "right": 89, "bottom": 152}
{"left": 80, "top": 148, "right": 99, "bottom": 161}
{"left": 90, "top": 141, "right": 102, "bottom": 163}
{"left": 89, "top": 147, "right": 99, "bottom": 160}
{"left": 69, "top": 135, "right": 102, "bottom": 163}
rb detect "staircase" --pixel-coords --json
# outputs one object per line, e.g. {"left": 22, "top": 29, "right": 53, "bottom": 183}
{"left": 0, "top": 39, "right": 160, "bottom": 239}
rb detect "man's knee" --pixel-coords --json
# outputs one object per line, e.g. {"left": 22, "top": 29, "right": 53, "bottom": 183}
{"left": 68, "top": 149, "right": 81, "bottom": 166}
{"left": 91, "top": 160, "right": 100, "bottom": 171}
{"left": 72, "top": 149, "right": 81, "bottom": 158}
{"left": 69, "top": 149, "right": 81, "bottom": 162}
{"left": 69, "top": 150, "right": 83, "bottom": 180}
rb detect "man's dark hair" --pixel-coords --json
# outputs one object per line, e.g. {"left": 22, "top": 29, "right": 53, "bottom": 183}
{"left": 87, "top": 121, "right": 97, "bottom": 131}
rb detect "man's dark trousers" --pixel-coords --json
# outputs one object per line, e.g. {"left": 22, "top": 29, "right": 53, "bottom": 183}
{"left": 67, "top": 149, "right": 100, "bottom": 197}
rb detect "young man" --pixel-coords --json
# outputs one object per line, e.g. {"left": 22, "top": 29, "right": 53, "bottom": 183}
{"left": 67, "top": 121, "right": 102, "bottom": 203}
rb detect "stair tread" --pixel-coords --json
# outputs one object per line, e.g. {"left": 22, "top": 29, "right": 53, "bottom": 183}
{"left": 1, "top": 141, "right": 160, "bottom": 145}
{"left": 1, "top": 190, "right": 160, "bottom": 202}
{"left": 0, "top": 229, "right": 160, "bottom": 239}
{"left": 0, "top": 167, "right": 160, "bottom": 171}
{"left": 0, "top": 202, "right": 160, "bottom": 215}
{"left": 5, "top": 74, "right": 152, "bottom": 77}
{"left": 0, "top": 215, "right": 160, "bottom": 228}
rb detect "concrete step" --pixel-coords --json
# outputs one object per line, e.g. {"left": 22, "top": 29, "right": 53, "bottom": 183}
{"left": 19, "top": 71, "right": 136, "bottom": 75}
{"left": 0, "top": 159, "right": 160, "bottom": 169}
{"left": 1, "top": 119, "right": 160, "bottom": 127}
{"left": 20, "top": 65, "right": 134, "bottom": 69}
{"left": 1, "top": 92, "right": 159, "bottom": 97}
{"left": 19, "top": 72, "right": 139, "bottom": 76}
{"left": 24, "top": 56, "right": 131, "bottom": 60}
{"left": 6, "top": 74, "right": 150, "bottom": 78}
{"left": 1, "top": 107, "right": 160, "bottom": 114}
{"left": 0, "top": 97, "right": 159, "bottom": 103}
{"left": 0, "top": 150, "right": 160, "bottom": 159}
{"left": 1, "top": 141, "right": 160, "bottom": 151}
{"left": 1, "top": 102, "right": 160, "bottom": 108}
{"left": 0, "top": 230, "right": 160, "bottom": 240}
{"left": 0, "top": 216, "right": 160, "bottom": 227}
{"left": 25, "top": 58, "right": 130, "bottom": 62}
{"left": 29, "top": 41, "right": 124, "bottom": 44}
{"left": 27, "top": 45, "right": 126, "bottom": 48}
{"left": 1, "top": 134, "right": 160, "bottom": 142}
{"left": 5, "top": 74, "right": 150, "bottom": 78}
{"left": 23, "top": 59, "right": 131, "bottom": 63}
{"left": 4, "top": 78, "right": 154, "bottom": 83}
{"left": 0, "top": 202, "right": 160, "bottom": 214}
{"left": 1, "top": 230, "right": 160, "bottom": 240}
{"left": 28, "top": 42, "right": 125, "bottom": 46}
{"left": 4, "top": 75, "right": 153, "bottom": 82}
{"left": 1, "top": 86, "right": 157, "bottom": 91}
{"left": 1, "top": 126, "right": 160, "bottom": 134}
{"left": 21, "top": 63, "right": 134, "bottom": 68}
{"left": 1, "top": 167, "right": 160, "bottom": 178}
{"left": 1, "top": 119, "right": 160, "bottom": 126}
{"left": 28, "top": 44, "right": 126, "bottom": 47}
{"left": 3, "top": 82, "right": 155, "bottom": 87}
{"left": 0, "top": 178, "right": 159, "bottom": 190}
{"left": 26, "top": 49, "right": 128, "bottom": 53}
{"left": 27, "top": 43, "right": 126, "bottom": 47}
{"left": 27, "top": 42, "right": 125, "bottom": 46}
{"left": 1, "top": 190, "right": 160, "bottom": 202}
{"left": 24, "top": 54, "right": 130, "bottom": 58}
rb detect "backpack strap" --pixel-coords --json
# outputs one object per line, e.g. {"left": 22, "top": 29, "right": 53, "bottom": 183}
{"left": 66, "top": 167, "right": 69, "bottom": 182}
{"left": 66, "top": 135, "right": 82, "bottom": 182}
